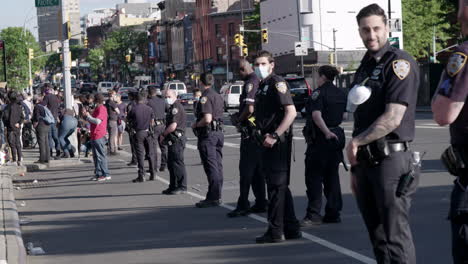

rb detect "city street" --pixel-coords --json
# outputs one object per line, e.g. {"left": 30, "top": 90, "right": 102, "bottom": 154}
{"left": 15, "top": 112, "right": 455, "bottom": 264}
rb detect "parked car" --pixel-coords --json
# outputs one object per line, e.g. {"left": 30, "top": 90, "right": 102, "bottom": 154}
{"left": 284, "top": 75, "right": 311, "bottom": 117}
{"left": 220, "top": 81, "right": 243, "bottom": 111}
{"left": 162, "top": 80, "right": 187, "bottom": 96}
{"left": 177, "top": 93, "right": 195, "bottom": 111}
{"left": 98, "top": 81, "right": 114, "bottom": 94}
{"left": 118, "top": 87, "right": 133, "bottom": 100}
{"left": 80, "top": 82, "right": 97, "bottom": 94}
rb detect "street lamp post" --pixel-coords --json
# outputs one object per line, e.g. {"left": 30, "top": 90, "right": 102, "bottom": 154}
{"left": 296, "top": 0, "right": 304, "bottom": 77}
{"left": 60, "top": 1, "right": 73, "bottom": 110}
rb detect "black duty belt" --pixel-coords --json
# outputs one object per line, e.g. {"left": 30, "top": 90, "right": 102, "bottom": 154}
{"left": 387, "top": 142, "right": 409, "bottom": 153}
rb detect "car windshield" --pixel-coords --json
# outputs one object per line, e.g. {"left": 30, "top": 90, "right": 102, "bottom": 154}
{"left": 286, "top": 79, "right": 307, "bottom": 89}
{"left": 179, "top": 94, "right": 193, "bottom": 100}
{"left": 290, "top": 88, "right": 307, "bottom": 94}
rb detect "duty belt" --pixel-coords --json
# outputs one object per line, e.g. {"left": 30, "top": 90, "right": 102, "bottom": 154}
{"left": 357, "top": 140, "right": 409, "bottom": 167}
{"left": 155, "top": 119, "right": 165, "bottom": 126}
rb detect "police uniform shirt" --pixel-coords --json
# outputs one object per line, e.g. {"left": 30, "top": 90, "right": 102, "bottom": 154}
{"left": 128, "top": 103, "right": 154, "bottom": 131}
{"left": 437, "top": 41, "right": 468, "bottom": 145}
{"left": 196, "top": 88, "right": 224, "bottom": 122}
{"left": 255, "top": 74, "right": 294, "bottom": 133}
{"left": 352, "top": 42, "right": 420, "bottom": 142}
{"left": 307, "top": 81, "right": 346, "bottom": 129}
{"left": 239, "top": 73, "right": 260, "bottom": 114}
{"left": 147, "top": 96, "right": 167, "bottom": 121}
{"left": 167, "top": 101, "right": 187, "bottom": 133}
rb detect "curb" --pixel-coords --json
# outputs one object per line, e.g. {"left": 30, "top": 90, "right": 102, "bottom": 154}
{"left": 0, "top": 166, "right": 27, "bottom": 264}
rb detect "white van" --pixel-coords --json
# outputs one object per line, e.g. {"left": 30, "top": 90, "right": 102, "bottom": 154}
{"left": 162, "top": 80, "right": 187, "bottom": 96}
{"left": 220, "top": 81, "right": 243, "bottom": 110}
{"left": 97, "top": 82, "right": 114, "bottom": 94}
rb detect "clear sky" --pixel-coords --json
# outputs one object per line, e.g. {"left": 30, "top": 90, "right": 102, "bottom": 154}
{"left": 0, "top": 0, "right": 153, "bottom": 39}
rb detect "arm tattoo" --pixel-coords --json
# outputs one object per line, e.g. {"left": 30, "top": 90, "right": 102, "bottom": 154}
{"left": 354, "top": 103, "right": 407, "bottom": 146}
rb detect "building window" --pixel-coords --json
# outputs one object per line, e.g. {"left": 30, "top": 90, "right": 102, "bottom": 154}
{"left": 215, "top": 24, "right": 221, "bottom": 36}
{"left": 230, "top": 45, "right": 236, "bottom": 61}
{"left": 217, "top": 46, "right": 223, "bottom": 61}
{"left": 228, "top": 23, "right": 235, "bottom": 36}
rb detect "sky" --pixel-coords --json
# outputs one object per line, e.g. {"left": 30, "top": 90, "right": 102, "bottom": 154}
{"left": 0, "top": 0, "right": 153, "bottom": 39}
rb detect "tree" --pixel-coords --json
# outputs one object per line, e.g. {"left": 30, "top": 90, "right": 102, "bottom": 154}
{"left": 244, "top": 2, "right": 261, "bottom": 55}
{"left": 88, "top": 48, "right": 105, "bottom": 81}
{"left": 0, "top": 27, "right": 45, "bottom": 90}
{"left": 402, "top": 0, "right": 457, "bottom": 60}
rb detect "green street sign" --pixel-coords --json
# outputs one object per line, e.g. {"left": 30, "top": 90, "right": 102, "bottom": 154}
{"left": 35, "top": 0, "right": 59, "bottom": 7}
{"left": 388, "top": 37, "right": 400, "bottom": 49}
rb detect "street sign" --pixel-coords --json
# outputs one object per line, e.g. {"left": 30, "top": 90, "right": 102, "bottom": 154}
{"left": 388, "top": 18, "right": 402, "bottom": 32}
{"left": 35, "top": 0, "right": 59, "bottom": 7}
{"left": 294, "top": 42, "right": 308, "bottom": 56}
{"left": 388, "top": 37, "right": 400, "bottom": 49}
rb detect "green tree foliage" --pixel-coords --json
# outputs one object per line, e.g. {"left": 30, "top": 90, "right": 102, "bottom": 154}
{"left": 402, "top": 0, "right": 457, "bottom": 60}
{"left": 244, "top": 2, "right": 261, "bottom": 54}
{"left": 88, "top": 48, "right": 105, "bottom": 81}
{"left": 0, "top": 27, "right": 45, "bottom": 90}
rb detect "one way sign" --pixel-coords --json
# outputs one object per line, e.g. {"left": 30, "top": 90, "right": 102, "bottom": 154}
{"left": 294, "top": 42, "right": 308, "bottom": 56}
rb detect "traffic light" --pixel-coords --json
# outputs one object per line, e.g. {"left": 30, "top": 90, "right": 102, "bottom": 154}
{"left": 84, "top": 37, "right": 88, "bottom": 49}
{"left": 234, "top": 33, "right": 244, "bottom": 46}
{"left": 242, "top": 44, "right": 248, "bottom": 57}
{"left": 125, "top": 54, "right": 131, "bottom": 62}
{"left": 328, "top": 53, "right": 334, "bottom": 65}
{"left": 261, "top": 28, "right": 268, "bottom": 44}
{"left": 63, "top": 21, "right": 71, "bottom": 40}
{"left": 28, "top": 48, "right": 34, "bottom": 60}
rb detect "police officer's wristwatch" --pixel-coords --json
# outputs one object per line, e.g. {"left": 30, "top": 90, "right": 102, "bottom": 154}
{"left": 271, "top": 132, "right": 279, "bottom": 140}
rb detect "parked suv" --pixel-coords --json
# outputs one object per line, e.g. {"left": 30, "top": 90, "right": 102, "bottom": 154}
{"left": 220, "top": 81, "right": 243, "bottom": 111}
{"left": 162, "top": 80, "right": 187, "bottom": 96}
{"left": 80, "top": 82, "right": 97, "bottom": 94}
{"left": 98, "top": 81, "right": 114, "bottom": 94}
{"left": 284, "top": 75, "right": 312, "bottom": 117}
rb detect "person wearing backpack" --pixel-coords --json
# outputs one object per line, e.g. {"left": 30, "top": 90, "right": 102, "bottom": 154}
{"left": 2, "top": 91, "right": 25, "bottom": 166}
{"left": 32, "top": 94, "right": 51, "bottom": 164}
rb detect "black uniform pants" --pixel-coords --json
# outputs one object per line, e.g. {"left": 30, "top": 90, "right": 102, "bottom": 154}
{"left": 36, "top": 123, "right": 50, "bottom": 162}
{"left": 263, "top": 139, "right": 299, "bottom": 237}
{"left": 168, "top": 136, "right": 187, "bottom": 190}
{"left": 354, "top": 151, "right": 418, "bottom": 264}
{"left": 236, "top": 137, "right": 267, "bottom": 210}
{"left": 135, "top": 130, "right": 156, "bottom": 179}
{"left": 449, "top": 175, "right": 468, "bottom": 264}
{"left": 129, "top": 132, "right": 137, "bottom": 164}
{"left": 305, "top": 142, "right": 343, "bottom": 218}
{"left": 7, "top": 129, "right": 22, "bottom": 162}
{"left": 153, "top": 125, "right": 167, "bottom": 169}
{"left": 197, "top": 131, "right": 224, "bottom": 201}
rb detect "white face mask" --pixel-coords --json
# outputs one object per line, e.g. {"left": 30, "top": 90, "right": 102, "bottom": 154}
{"left": 254, "top": 65, "right": 270, "bottom": 79}
{"left": 165, "top": 98, "right": 174, "bottom": 105}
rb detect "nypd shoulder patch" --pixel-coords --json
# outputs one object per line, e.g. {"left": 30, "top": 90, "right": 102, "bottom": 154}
{"left": 172, "top": 108, "right": 178, "bottom": 115}
{"left": 392, "top": 59, "right": 411, "bottom": 80}
{"left": 247, "top": 83, "right": 254, "bottom": 93}
{"left": 276, "top": 82, "right": 287, "bottom": 94}
{"left": 200, "top": 97, "right": 207, "bottom": 104}
{"left": 311, "top": 90, "right": 320, "bottom": 100}
{"left": 447, "top": 52, "right": 467, "bottom": 77}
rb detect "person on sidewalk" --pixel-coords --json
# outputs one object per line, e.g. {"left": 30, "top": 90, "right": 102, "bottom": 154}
{"left": 82, "top": 93, "right": 110, "bottom": 182}
{"left": 126, "top": 89, "right": 138, "bottom": 166}
{"left": 147, "top": 86, "right": 168, "bottom": 171}
{"left": 32, "top": 94, "right": 50, "bottom": 164}
{"left": 58, "top": 109, "right": 78, "bottom": 158}
{"left": 160, "top": 89, "right": 188, "bottom": 195}
{"left": 2, "top": 91, "right": 25, "bottom": 166}
{"left": 42, "top": 86, "right": 61, "bottom": 158}
{"left": 115, "top": 94, "right": 127, "bottom": 151}
{"left": 105, "top": 89, "right": 120, "bottom": 155}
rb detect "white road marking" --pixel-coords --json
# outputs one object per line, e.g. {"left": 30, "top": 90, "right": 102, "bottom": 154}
{"left": 224, "top": 142, "right": 240, "bottom": 148}
{"left": 186, "top": 144, "right": 198, "bottom": 150}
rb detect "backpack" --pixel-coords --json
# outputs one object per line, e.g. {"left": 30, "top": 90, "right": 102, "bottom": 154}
{"left": 40, "top": 105, "right": 55, "bottom": 125}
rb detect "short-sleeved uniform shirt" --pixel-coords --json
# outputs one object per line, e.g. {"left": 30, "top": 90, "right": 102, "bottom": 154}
{"left": 239, "top": 73, "right": 260, "bottom": 114}
{"left": 106, "top": 99, "right": 119, "bottom": 121}
{"left": 306, "top": 81, "right": 347, "bottom": 133}
{"left": 196, "top": 88, "right": 224, "bottom": 123}
{"left": 147, "top": 96, "right": 167, "bottom": 120}
{"left": 255, "top": 74, "right": 294, "bottom": 133}
{"left": 90, "top": 105, "right": 108, "bottom": 140}
{"left": 351, "top": 42, "right": 420, "bottom": 142}
{"left": 128, "top": 103, "right": 154, "bottom": 131}
{"left": 437, "top": 41, "right": 468, "bottom": 145}
{"left": 166, "top": 101, "right": 187, "bottom": 133}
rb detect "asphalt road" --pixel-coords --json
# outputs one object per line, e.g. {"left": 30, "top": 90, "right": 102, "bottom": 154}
{"left": 15, "top": 111, "right": 456, "bottom": 264}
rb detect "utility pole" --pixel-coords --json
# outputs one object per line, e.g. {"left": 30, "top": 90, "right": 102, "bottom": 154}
{"left": 61, "top": 0, "right": 73, "bottom": 110}
{"left": 295, "top": 0, "right": 304, "bottom": 77}
{"left": 0, "top": 40, "right": 6, "bottom": 82}
{"left": 432, "top": 25, "right": 437, "bottom": 63}
{"left": 225, "top": 34, "right": 229, "bottom": 83}
{"left": 28, "top": 53, "right": 32, "bottom": 94}
{"left": 388, "top": 0, "right": 392, "bottom": 38}
{"left": 333, "top": 28, "right": 338, "bottom": 66}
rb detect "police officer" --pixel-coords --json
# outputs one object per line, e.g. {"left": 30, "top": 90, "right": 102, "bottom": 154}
{"left": 147, "top": 87, "right": 168, "bottom": 171}
{"left": 127, "top": 91, "right": 156, "bottom": 182}
{"left": 253, "top": 50, "right": 301, "bottom": 243}
{"left": 227, "top": 59, "right": 267, "bottom": 217}
{"left": 302, "top": 65, "right": 346, "bottom": 226}
{"left": 160, "top": 89, "right": 188, "bottom": 195}
{"left": 432, "top": 1, "right": 468, "bottom": 262}
{"left": 346, "top": 4, "right": 420, "bottom": 263}
{"left": 191, "top": 73, "right": 224, "bottom": 208}
{"left": 126, "top": 89, "right": 138, "bottom": 166}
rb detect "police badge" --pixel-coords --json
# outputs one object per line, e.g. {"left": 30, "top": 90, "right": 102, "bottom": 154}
{"left": 276, "top": 82, "right": 287, "bottom": 94}
{"left": 172, "top": 108, "right": 178, "bottom": 115}
{"left": 447, "top": 52, "right": 467, "bottom": 77}
{"left": 392, "top": 60, "right": 411, "bottom": 80}
{"left": 200, "top": 97, "right": 207, "bottom": 104}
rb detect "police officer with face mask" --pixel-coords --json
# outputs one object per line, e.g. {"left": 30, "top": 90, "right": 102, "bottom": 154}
{"left": 192, "top": 73, "right": 225, "bottom": 208}
{"left": 227, "top": 59, "right": 267, "bottom": 218}
{"left": 432, "top": 1, "right": 468, "bottom": 262}
{"left": 253, "top": 50, "right": 301, "bottom": 243}
{"left": 346, "top": 4, "right": 420, "bottom": 264}
{"left": 301, "top": 65, "right": 346, "bottom": 227}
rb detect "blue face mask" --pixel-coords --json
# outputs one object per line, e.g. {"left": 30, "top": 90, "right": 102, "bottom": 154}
{"left": 254, "top": 65, "right": 270, "bottom": 79}
{"left": 165, "top": 98, "right": 174, "bottom": 105}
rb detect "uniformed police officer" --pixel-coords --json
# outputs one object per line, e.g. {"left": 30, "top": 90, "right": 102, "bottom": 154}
{"left": 346, "top": 4, "right": 420, "bottom": 263}
{"left": 253, "top": 50, "right": 301, "bottom": 243}
{"left": 431, "top": 1, "right": 468, "bottom": 262}
{"left": 160, "top": 89, "right": 188, "bottom": 195}
{"left": 127, "top": 91, "right": 157, "bottom": 183}
{"left": 227, "top": 59, "right": 267, "bottom": 218}
{"left": 126, "top": 89, "right": 138, "bottom": 166}
{"left": 192, "top": 73, "right": 225, "bottom": 208}
{"left": 147, "top": 87, "right": 168, "bottom": 171}
{"left": 302, "top": 65, "right": 346, "bottom": 226}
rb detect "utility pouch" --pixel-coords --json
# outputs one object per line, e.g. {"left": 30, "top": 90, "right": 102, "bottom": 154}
{"left": 441, "top": 145, "right": 467, "bottom": 177}
{"left": 357, "top": 138, "right": 390, "bottom": 167}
